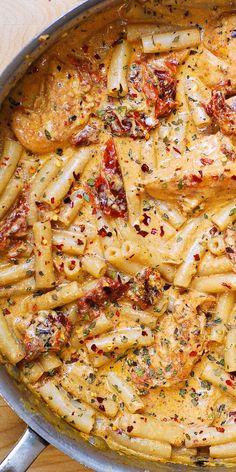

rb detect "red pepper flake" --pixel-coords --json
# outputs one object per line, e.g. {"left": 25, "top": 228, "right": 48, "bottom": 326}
{"left": 127, "top": 426, "right": 133, "bottom": 433}
{"left": 3, "top": 308, "right": 10, "bottom": 315}
{"left": 160, "top": 226, "right": 164, "bottom": 237}
{"left": 77, "top": 239, "right": 84, "bottom": 246}
{"left": 91, "top": 344, "right": 97, "bottom": 352}
{"left": 142, "top": 213, "right": 151, "bottom": 226}
{"left": 151, "top": 228, "right": 158, "bottom": 235}
{"left": 173, "top": 146, "right": 181, "bottom": 155}
{"left": 194, "top": 254, "right": 200, "bottom": 261}
{"left": 79, "top": 224, "right": 86, "bottom": 232}
{"left": 222, "top": 282, "right": 232, "bottom": 289}
{"left": 55, "top": 244, "right": 64, "bottom": 251}
{"left": 97, "top": 227, "right": 112, "bottom": 238}
{"left": 231, "top": 175, "right": 236, "bottom": 180}
{"left": 142, "top": 330, "right": 148, "bottom": 336}
{"left": 190, "top": 351, "right": 197, "bottom": 357}
{"left": 200, "top": 158, "right": 214, "bottom": 166}
{"left": 96, "top": 397, "right": 104, "bottom": 403}
{"left": 51, "top": 197, "right": 55, "bottom": 204}
{"left": 99, "top": 404, "right": 105, "bottom": 412}
{"left": 82, "top": 44, "right": 89, "bottom": 53}
{"left": 209, "top": 226, "right": 218, "bottom": 235}
{"left": 134, "top": 224, "right": 148, "bottom": 238}
{"left": 141, "top": 163, "right": 150, "bottom": 173}
{"left": 216, "top": 427, "right": 225, "bottom": 433}
{"left": 226, "top": 379, "right": 234, "bottom": 387}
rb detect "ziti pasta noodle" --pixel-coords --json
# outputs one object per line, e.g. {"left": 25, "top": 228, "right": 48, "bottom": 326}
{"left": 1, "top": 1, "right": 236, "bottom": 466}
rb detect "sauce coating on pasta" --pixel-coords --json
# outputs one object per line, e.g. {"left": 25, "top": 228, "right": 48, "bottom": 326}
{"left": 1, "top": 0, "right": 236, "bottom": 466}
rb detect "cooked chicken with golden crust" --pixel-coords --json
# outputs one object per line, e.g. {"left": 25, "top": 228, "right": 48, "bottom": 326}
{"left": 12, "top": 60, "right": 105, "bottom": 153}
{"left": 146, "top": 133, "right": 236, "bottom": 206}
{"left": 126, "top": 291, "right": 207, "bottom": 391}
{"left": 197, "top": 13, "right": 236, "bottom": 88}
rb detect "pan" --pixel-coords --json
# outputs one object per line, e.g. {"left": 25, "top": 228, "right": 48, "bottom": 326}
{"left": 0, "top": 1, "right": 235, "bottom": 471}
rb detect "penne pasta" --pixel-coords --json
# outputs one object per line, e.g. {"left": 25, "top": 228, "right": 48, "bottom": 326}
{"left": 107, "top": 430, "right": 172, "bottom": 461}
{"left": 198, "top": 253, "right": 233, "bottom": 276}
{"left": 208, "top": 235, "right": 225, "bottom": 256}
{"left": 27, "top": 281, "right": 83, "bottom": 312}
{"left": 185, "top": 424, "right": 236, "bottom": 448}
{"left": 81, "top": 237, "right": 106, "bottom": 278}
{"left": 142, "top": 28, "right": 201, "bottom": 54}
{"left": 86, "top": 327, "right": 154, "bottom": 355}
{"left": 33, "top": 221, "right": 55, "bottom": 289}
{"left": 75, "top": 313, "right": 112, "bottom": 340}
{"left": 19, "top": 361, "right": 44, "bottom": 384}
{"left": 42, "top": 148, "right": 91, "bottom": 208}
{"left": 0, "top": 139, "right": 23, "bottom": 196}
{"left": 185, "top": 76, "right": 211, "bottom": 130}
{"left": 174, "top": 239, "right": 206, "bottom": 288}
{"left": 212, "top": 201, "right": 236, "bottom": 231}
{"left": 117, "top": 303, "right": 158, "bottom": 328}
{"left": 107, "top": 372, "right": 144, "bottom": 413}
{"left": 58, "top": 188, "right": 84, "bottom": 227}
{"left": 0, "top": 175, "right": 23, "bottom": 220}
{"left": 117, "top": 413, "right": 184, "bottom": 446}
{"left": 0, "top": 312, "right": 25, "bottom": 364}
{"left": 127, "top": 23, "right": 176, "bottom": 42}
{"left": 209, "top": 292, "right": 235, "bottom": 343}
{"left": 61, "top": 363, "right": 118, "bottom": 418}
{"left": 210, "top": 442, "right": 236, "bottom": 459}
{"left": 224, "top": 303, "right": 236, "bottom": 372}
{"left": 39, "top": 380, "right": 95, "bottom": 433}
{"left": 107, "top": 41, "right": 131, "bottom": 97}
{"left": 201, "top": 361, "right": 236, "bottom": 398}
{"left": 28, "top": 156, "right": 60, "bottom": 225}
{"left": 0, "top": 276, "right": 36, "bottom": 298}
{"left": 105, "top": 246, "right": 143, "bottom": 276}
{"left": 52, "top": 229, "right": 86, "bottom": 256}
{"left": 39, "top": 352, "right": 62, "bottom": 372}
{"left": 191, "top": 274, "right": 236, "bottom": 293}
{"left": 0, "top": 258, "right": 34, "bottom": 287}
{"left": 63, "top": 257, "right": 82, "bottom": 280}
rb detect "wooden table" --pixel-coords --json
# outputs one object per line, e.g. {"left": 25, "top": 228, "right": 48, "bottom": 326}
{"left": 0, "top": 1, "right": 92, "bottom": 470}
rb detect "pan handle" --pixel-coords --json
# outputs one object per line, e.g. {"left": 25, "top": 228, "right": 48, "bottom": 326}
{"left": 0, "top": 427, "right": 48, "bottom": 472}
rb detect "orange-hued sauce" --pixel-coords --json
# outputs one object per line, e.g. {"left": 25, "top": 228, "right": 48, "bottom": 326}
{"left": 1, "top": 0, "right": 236, "bottom": 466}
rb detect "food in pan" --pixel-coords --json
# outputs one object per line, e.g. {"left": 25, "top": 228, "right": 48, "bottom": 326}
{"left": 1, "top": 0, "right": 236, "bottom": 466}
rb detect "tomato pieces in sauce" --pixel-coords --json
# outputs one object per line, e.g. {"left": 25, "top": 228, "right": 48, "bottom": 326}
{"left": 94, "top": 138, "right": 128, "bottom": 218}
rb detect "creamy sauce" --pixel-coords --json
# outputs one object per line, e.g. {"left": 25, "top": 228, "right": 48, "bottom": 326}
{"left": 0, "top": 0, "right": 236, "bottom": 467}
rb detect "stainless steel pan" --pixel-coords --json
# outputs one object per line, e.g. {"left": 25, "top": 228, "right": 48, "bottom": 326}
{"left": 0, "top": 1, "right": 235, "bottom": 471}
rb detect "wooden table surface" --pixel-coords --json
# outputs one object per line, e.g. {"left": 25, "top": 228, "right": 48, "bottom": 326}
{"left": 0, "top": 1, "right": 92, "bottom": 470}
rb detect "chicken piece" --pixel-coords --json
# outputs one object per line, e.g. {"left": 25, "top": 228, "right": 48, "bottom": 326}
{"left": 127, "top": 292, "right": 206, "bottom": 391}
{"left": 204, "top": 13, "right": 236, "bottom": 65}
{"left": 12, "top": 59, "right": 105, "bottom": 153}
{"left": 224, "top": 226, "right": 236, "bottom": 265}
{"left": 0, "top": 189, "right": 29, "bottom": 251}
{"left": 197, "top": 14, "right": 236, "bottom": 89}
{"left": 146, "top": 133, "right": 236, "bottom": 207}
{"left": 127, "top": 268, "right": 168, "bottom": 314}
{"left": 206, "top": 83, "right": 236, "bottom": 136}
{"left": 24, "top": 310, "right": 71, "bottom": 361}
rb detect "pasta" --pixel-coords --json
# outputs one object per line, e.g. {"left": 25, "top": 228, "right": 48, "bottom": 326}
{"left": 1, "top": 1, "right": 236, "bottom": 466}
{"left": 33, "top": 221, "right": 55, "bottom": 289}
{"left": 142, "top": 28, "right": 201, "bottom": 53}
{"left": 107, "top": 41, "right": 131, "bottom": 97}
